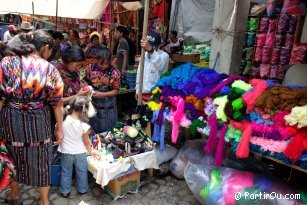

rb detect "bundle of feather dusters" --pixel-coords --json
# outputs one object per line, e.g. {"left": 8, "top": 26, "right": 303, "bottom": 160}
{"left": 65, "top": 86, "right": 97, "bottom": 118}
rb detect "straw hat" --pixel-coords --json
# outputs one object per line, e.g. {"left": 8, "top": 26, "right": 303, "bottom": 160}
{"left": 89, "top": 31, "right": 102, "bottom": 44}
{"left": 19, "top": 22, "right": 33, "bottom": 31}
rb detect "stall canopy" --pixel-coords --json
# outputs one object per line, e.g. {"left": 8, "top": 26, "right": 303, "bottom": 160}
{"left": 0, "top": 0, "right": 110, "bottom": 19}
{"left": 169, "top": 0, "right": 215, "bottom": 44}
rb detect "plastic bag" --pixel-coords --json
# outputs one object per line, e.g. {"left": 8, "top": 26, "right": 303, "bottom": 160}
{"left": 282, "top": 0, "right": 306, "bottom": 15}
{"left": 288, "top": 15, "right": 298, "bottom": 33}
{"left": 290, "top": 44, "right": 307, "bottom": 64}
{"left": 262, "top": 46, "right": 272, "bottom": 64}
{"left": 278, "top": 14, "right": 290, "bottom": 33}
{"left": 285, "top": 33, "right": 295, "bottom": 48}
{"left": 254, "top": 47, "right": 262, "bottom": 62}
{"left": 272, "top": 47, "right": 281, "bottom": 64}
{"left": 267, "top": 0, "right": 284, "bottom": 17}
{"left": 280, "top": 47, "right": 291, "bottom": 65}
{"left": 265, "top": 33, "right": 275, "bottom": 47}
{"left": 256, "top": 33, "right": 266, "bottom": 47}
{"left": 268, "top": 19, "right": 278, "bottom": 33}
{"left": 260, "top": 64, "right": 271, "bottom": 78}
{"left": 259, "top": 17, "right": 269, "bottom": 31}
{"left": 170, "top": 139, "right": 206, "bottom": 179}
{"left": 184, "top": 163, "right": 303, "bottom": 205}
{"left": 275, "top": 34, "right": 285, "bottom": 47}
{"left": 155, "top": 145, "right": 178, "bottom": 165}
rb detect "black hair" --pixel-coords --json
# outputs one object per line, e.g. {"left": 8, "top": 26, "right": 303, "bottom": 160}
{"left": 65, "top": 96, "right": 90, "bottom": 122}
{"left": 95, "top": 48, "right": 111, "bottom": 62}
{"left": 53, "top": 31, "right": 64, "bottom": 40}
{"left": 60, "top": 45, "right": 85, "bottom": 64}
{"left": 7, "top": 30, "right": 54, "bottom": 56}
{"left": 70, "top": 30, "right": 80, "bottom": 39}
{"left": 90, "top": 34, "right": 99, "bottom": 42}
{"left": 116, "top": 26, "right": 129, "bottom": 38}
{"left": 170, "top": 30, "right": 177, "bottom": 38}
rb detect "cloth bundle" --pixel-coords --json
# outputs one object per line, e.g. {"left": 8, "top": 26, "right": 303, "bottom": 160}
{"left": 270, "top": 64, "right": 285, "bottom": 81}
{"left": 245, "top": 32, "right": 256, "bottom": 47}
{"left": 288, "top": 15, "right": 298, "bottom": 33}
{"left": 268, "top": 19, "right": 278, "bottom": 32}
{"left": 275, "top": 34, "right": 285, "bottom": 47}
{"left": 285, "top": 34, "right": 295, "bottom": 48}
{"left": 265, "top": 33, "right": 275, "bottom": 47}
{"left": 289, "top": 44, "right": 307, "bottom": 64}
{"left": 254, "top": 47, "right": 262, "bottom": 62}
{"left": 262, "top": 46, "right": 272, "bottom": 64}
{"left": 256, "top": 33, "right": 266, "bottom": 47}
{"left": 260, "top": 64, "right": 271, "bottom": 78}
{"left": 248, "top": 18, "right": 259, "bottom": 31}
{"left": 278, "top": 14, "right": 290, "bottom": 33}
{"left": 259, "top": 16, "right": 269, "bottom": 31}
{"left": 280, "top": 47, "right": 291, "bottom": 65}
{"left": 272, "top": 47, "right": 281, "bottom": 64}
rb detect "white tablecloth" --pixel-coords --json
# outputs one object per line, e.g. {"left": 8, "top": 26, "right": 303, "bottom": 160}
{"left": 88, "top": 150, "right": 159, "bottom": 187}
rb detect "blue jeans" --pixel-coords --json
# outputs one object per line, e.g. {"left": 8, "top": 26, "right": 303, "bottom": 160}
{"left": 60, "top": 153, "right": 89, "bottom": 194}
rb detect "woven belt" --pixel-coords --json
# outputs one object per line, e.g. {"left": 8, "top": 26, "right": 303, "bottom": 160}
{"left": 6, "top": 101, "right": 44, "bottom": 110}
{"left": 4, "top": 138, "right": 51, "bottom": 147}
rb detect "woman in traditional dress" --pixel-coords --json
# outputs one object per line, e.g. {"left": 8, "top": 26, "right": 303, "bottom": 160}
{"left": 0, "top": 30, "right": 64, "bottom": 205}
{"left": 84, "top": 32, "right": 105, "bottom": 59}
{"left": 84, "top": 48, "right": 120, "bottom": 133}
{"left": 51, "top": 45, "right": 89, "bottom": 105}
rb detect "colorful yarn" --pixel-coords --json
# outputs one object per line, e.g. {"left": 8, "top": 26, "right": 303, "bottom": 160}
{"left": 236, "top": 123, "right": 252, "bottom": 158}
{"left": 147, "top": 101, "right": 162, "bottom": 111}
{"left": 250, "top": 137, "right": 288, "bottom": 153}
{"left": 284, "top": 105, "right": 307, "bottom": 128}
{"left": 204, "top": 98, "right": 217, "bottom": 117}
{"left": 284, "top": 128, "right": 307, "bottom": 163}
{"left": 185, "top": 103, "right": 201, "bottom": 120}
{"left": 152, "top": 110, "right": 166, "bottom": 150}
{"left": 213, "top": 96, "right": 229, "bottom": 122}
{"left": 243, "top": 79, "right": 268, "bottom": 113}
{"left": 189, "top": 119, "right": 206, "bottom": 136}
{"left": 225, "top": 126, "right": 242, "bottom": 143}
{"left": 210, "top": 75, "right": 249, "bottom": 97}
{"left": 231, "top": 80, "right": 252, "bottom": 92}
{"left": 186, "top": 95, "right": 205, "bottom": 111}
{"left": 204, "top": 114, "right": 219, "bottom": 154}
{"left": 215, "top": 124, "right": 228, "bottom": 166}
{"left": 169, "top": 96, "right": 185, "bottom": 144}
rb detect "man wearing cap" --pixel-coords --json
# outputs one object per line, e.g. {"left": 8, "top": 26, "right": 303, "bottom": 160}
{"left": 3, "top": 25, "right": 17, "bottom": 43}
{"left": 19, "top": 21, "right": 33, "bottom": 33}
{"left": 135, "top": 31, "right": 169, "bottom": 103}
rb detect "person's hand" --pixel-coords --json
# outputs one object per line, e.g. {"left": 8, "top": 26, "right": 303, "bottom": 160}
{"left": 77, "top": 88, "right": 90, "bottom": 96}
{"left": 93, "top": 91, "right": 105, "bottom": 99}
{"left": 54, "top": 128, "right": 64, "bottom": 145}
{"left": 121, "top": 69, "right": 126, "bottom": 76}
{"left": 140, "top": 39, "right": 153, "bottom": 53}
{"left": 111, "top": 57, "right": 117, "bottom": 68}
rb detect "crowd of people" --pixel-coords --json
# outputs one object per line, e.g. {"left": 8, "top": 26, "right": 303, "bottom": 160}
{"left": 0, "top": 20, "right": 185, "bottom": 205}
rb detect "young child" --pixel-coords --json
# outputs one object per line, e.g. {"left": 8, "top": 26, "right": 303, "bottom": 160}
{"left": 58, "top": 96, "right": 94, "bottom": 198}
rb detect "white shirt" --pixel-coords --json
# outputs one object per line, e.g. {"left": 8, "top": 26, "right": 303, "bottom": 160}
{"left": 136, "top": 49, "right": 169, "bottom": 93}
{"left": 3, "top": 31, "right": 13, "bottom": 43}
{"left": 58, "top": 115, "right": 91, "bottom": 154}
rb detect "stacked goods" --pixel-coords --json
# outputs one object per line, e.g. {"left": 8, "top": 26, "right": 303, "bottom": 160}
{"left": 147, "top": 63, "right": 307, "bottom": 170}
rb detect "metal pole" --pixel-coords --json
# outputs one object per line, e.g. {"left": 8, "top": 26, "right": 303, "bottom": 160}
{"left": 136, "top": 10, "right": 139, "bottom": 54}
{"left": 110, "top": 0, "right": 114, "bottom": 51}
{"left": 137, "top": 0, "right": 149, "bottom": 105}
{"left": 55, "top": 0, "right": 58, "bottom": 31}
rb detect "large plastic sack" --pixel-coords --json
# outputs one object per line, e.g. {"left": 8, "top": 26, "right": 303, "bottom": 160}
{"left": 170, "top": 139, "right": 206, "bottom": 179}
{"left": 282, "top": 0, "right": 306, "bottom": 15}
{"left": 155, "top": 145, "right": 178, "bottom": 165}
{"left": 184, "top": 163, "right": 304, "bottom": 205}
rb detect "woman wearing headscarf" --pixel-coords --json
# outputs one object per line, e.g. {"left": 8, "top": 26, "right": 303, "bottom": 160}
{"left": 51, "top": 45, "right": 89, "bottom": 105}
{"left": 0, "top": 30, "right": 64, "bottom": 205}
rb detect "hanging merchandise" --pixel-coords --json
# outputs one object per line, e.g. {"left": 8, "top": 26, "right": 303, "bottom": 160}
{"left": 254, "top": 46, "right": 263, "bottom": 62}
{"left": 282, "top": 0, "right": 306, "bottom": 15}
{"left": 265, "top": 33, "right": 275, "bottom": 47}
{"left": 280, "top": 47, "right": 292, "bottom": 65}
{"left": 248, "top": 18, "right": 259, "bottom": 31}
{"left": 256, "top": 33, "right": 267, "bottom": 47}
{"left": 268, "top": 19, "right": 278, "bottom": 33}
{"left": 275, "top": 34, "right": 286, "bottom": 47}
{"left": 289, "top": 44, "right": 307, "bottom": 64}
{"left": 285, "top": 34, "right": 295, "bottom": 48}
{"left": 260, "top": 64, "right": 271, "bottom": 78}
{"left": 246, "top": 32, "right": 256, "bottom": 47}
{"left": 262, "top": 46, "right": 272, "bottom": 64}
{"left": 270, "top": 64, "right": 285, "bottom": 81}
{"left": 272, "top": 47, "right": 281, "bottom": 64}
{"left": 244, "top": 48, "right": 254, "bottom": 61}
{"left": 288, "top": 15, "right": 298, "bottom": 33}
{"left": 278, "top": 14, "right": 290, "bottom": 33}
{"left": 266, "top": 0, "right": 284, "bottom": 17}
{"left": 259, "top": 16, "right": 270, "bottom": 32}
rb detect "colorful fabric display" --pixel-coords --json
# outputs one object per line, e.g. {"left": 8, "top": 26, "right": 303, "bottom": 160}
{"left": 282, "top": 0, "right": 306, "bottom": 15}
{"left": 271, "top": 47, "right": 281, "bottom": 64}
{"left": 246, "top": 32, "right": 256, "bottom": 47}
{"left": 289, "top": 44, "right": 307, "bottom": 64}
{"left": 275, "top": 34, "right": 285, "bottom": 47}
{"left": 278, "top": 14, "right": 290, "bottom": 33}
{"left": 285, "top": 34, "right": 295, "bottom": 48}
{"left": 251, "top": 66, "right": 260, "bottom": 78}
{"left": 256, "top": 33, "right": 266, "bottom": 47}
{"left": 265, "top": 33, "right": 275, "bottom": 47}
{"left": 280, "top": 47, "right": 291, "bottom": 65}
{"left": 249, "top": 18, "right": 259, "bottom": 31}
{"left": 288, "top": 15, "right": 298, "bottom": 33}
{"left": 270, "top": 64, "right": 285, "bottom": 81}
{"left": 268, "top": 19, "right": 278, "bottom": 33}
{"left": 243, "top": 61, "right": 253, "bottom": 75}
{"left": 254, "top": 47, "right": 262, "bottom": 62}
{"left": 259, "top": 16, "right": 269, "bottom": 31}
{"left": 262, "top": 46, "right": 272, "bottom": 64}
{"left": 260, "top": 64, "right": 271, "bottom": 79}
{"left": 285, "top": 105, "right": 307, "bottom": 129}
{"left": 244, "top": 47, "right": 254, "bottom": 60}
{"left": 267, "top": 0, "right": 283, "bottom": 17}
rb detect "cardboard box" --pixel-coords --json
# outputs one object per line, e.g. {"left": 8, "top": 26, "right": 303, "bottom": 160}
{"left": 106, "top": 170, "right": 141, "bottom": 198}
{"left": 172, "top": 54, "right": 201, "bottom": 63}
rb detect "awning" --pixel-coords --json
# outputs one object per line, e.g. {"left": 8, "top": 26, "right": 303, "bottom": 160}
{"left": 0, "top": 0, "right": 110, "bottom": 19}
